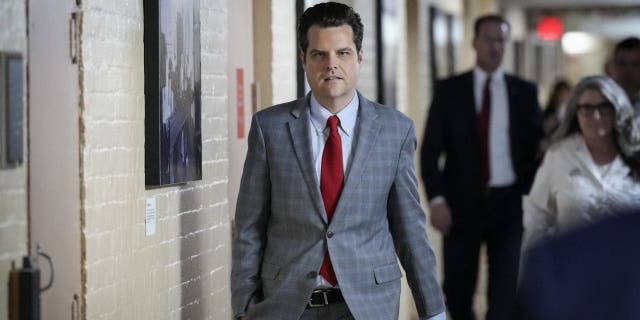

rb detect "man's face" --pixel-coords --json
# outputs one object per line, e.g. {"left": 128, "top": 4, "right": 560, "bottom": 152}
{"left": 302, "top": 24, "right": 363, "bottom": 112}
{"left": 473, "top": 21, "right": 508, "bottom": 73}
{"left": 613, "top": 48, "right": 640, "bottom": 100}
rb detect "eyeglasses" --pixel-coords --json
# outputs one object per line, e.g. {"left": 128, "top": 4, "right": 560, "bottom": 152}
{"left": 576, "top": 102, "right": 614, "bottom": 117}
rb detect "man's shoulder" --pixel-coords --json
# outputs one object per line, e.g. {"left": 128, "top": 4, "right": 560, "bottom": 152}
{"left": 255, "top": 97, "right": 305, "bottom": 118}
{"left": 436, "top": 70, "right": 473, "bottom": 87}
{"left": 534, "top": 210, "right": 640, "bottom": 260}
{"left": 360, "top": 95, "right": 413, "bottom": 126}
{"left": 504, "top": 73, "right": 537, "bottom": 89}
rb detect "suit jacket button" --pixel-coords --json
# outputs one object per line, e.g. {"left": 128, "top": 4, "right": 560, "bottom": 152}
{"left": 327, "top": 231, "right": 334, "bottom": 238}
{"left": 307, "top": 271, "right": 317, "bottom": 279}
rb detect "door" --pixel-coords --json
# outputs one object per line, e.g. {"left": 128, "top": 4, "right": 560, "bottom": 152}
{"left": 28, "top": 0, "right": 82, "bottom": 318}
{"left": 227, "top": 0, "right": 254, "bottom": 222}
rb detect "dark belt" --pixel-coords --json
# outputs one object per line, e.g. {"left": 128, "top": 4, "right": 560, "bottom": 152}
{"left": 483, "top": 183, "right": 517, "bottom": 197}
{"left": 307, "top": 288, "right": 344, "bottom": 308}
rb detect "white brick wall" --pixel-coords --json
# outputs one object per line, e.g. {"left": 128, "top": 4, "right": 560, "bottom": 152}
{"left": 81, "top": 0, "right": 230, "bottom": 318}
{"left": 351, "top": 0, "right": 378, "bottom": 99}
{"left": 0, "top": 1, "right": 27, "bottom": 319}
{"left": 271, "top": 0, "right": 298, "bottom": 105}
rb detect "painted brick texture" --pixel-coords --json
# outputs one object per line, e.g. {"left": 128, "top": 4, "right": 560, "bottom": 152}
{"left": 81, "top": 0, "right": 230, "bottom": 319}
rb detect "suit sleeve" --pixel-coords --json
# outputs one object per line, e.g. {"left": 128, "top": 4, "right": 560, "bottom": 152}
{"left": 231, "top": 114, "right": 271, "bottom": 317}
{"left": 388, "top": 121, "right": 446, "bottom": 318}
{"left": 421, "top": 80, "right": 447, "bottom": 200}
{"left": 521, "top": 82, "right": 545, "bottom": 190}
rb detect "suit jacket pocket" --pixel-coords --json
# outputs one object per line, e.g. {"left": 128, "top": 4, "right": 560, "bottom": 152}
{"left": 373, "top": 263, "right": 402, "bottom": 284}
{"left": 261, "top": 261, "right": 281, "bottom": 280}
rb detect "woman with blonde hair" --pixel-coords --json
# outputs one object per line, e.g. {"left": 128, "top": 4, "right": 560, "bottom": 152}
{"left": 522, "top": 75, "right": 640, "bottom": 253}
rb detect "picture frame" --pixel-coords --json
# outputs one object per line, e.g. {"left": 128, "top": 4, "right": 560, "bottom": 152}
{"left": 0, "top": 52, "right": 24, "bottom": 168}
{"left": 429, "top": 5, "right": 455, "bottom": 86}
{"left": 144, "top": 0, "right": 202, "bottom": 186}
{"left": 376, "top": 0, "right": 398, "bottom": 106}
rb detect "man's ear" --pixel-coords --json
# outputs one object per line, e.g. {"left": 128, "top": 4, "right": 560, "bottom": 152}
{"left": 472, "top": 37, "right": 479, "bottom": 51}
{"left": 299, "top": 50, "right": 306, "bottom": 66}
{"left": 358, "top": 50, "right": 363, "bottom": 65}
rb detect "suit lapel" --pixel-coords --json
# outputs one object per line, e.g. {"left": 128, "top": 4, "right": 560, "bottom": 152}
{"left": 464, "top": 71, "right": 477, "bottom": 120}
{"left": 506, "top": 74, "right": 515, "bottom": 126}
{"left": 287, "top": 96, "right": 328, "bottom": 223}
{"left": 463, "top": 71, "right": 480, "bottom": 143}
{"left": 333, "top": 94, "right": 381, "bottom": 217}
{"left": 505, "top": 75, "right": 521, "bottom": 146}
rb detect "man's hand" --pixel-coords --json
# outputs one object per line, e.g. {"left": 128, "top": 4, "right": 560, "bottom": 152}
{"left": 429, "top": 202, "right": 452, "bottom": 235}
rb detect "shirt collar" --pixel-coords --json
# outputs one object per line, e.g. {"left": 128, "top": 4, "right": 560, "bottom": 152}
{"left": 309, "top": 93, "right": 359, "bottom": 137}
{"left": 474, "top": 66, "right": 504, "bottom": 85}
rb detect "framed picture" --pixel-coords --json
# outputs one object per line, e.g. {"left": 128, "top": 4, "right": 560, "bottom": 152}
{"left": 296, "top": 0, "right": 307, "bottom": 99}
{"left": 429, "top": 5, "right": 455, "bottom": 86}
{"left": 376, "top": 0, "right": 398, "bottom": 106}
{"left": 144, "top": 0, "right": 202, "bottom": 186}
{"left": 0, "top": 52, "right": 24, "bottom": 168}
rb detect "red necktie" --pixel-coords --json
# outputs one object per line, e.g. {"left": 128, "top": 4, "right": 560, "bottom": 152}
{"left": 480, "top": 76, "right": 491, "bottom": 186}
{"left": 319, "top": 115, "right": 343, "bottom": 286}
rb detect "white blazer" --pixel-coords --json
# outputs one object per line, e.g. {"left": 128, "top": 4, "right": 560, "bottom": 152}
{"left": 522, "top": 134, "right": 640, "bottom": 253}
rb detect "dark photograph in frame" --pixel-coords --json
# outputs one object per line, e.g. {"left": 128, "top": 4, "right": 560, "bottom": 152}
{"left": 144, "top": 0, "right": 202, "bottom": 186}
{"left": 376, "top": 0, "right": 398, "bottom": 107}
{"left": 428, "top": 5, "right": 455, "bottom": 86}
{"left": 0, "top": 52, "right": 24, "bottom": 168}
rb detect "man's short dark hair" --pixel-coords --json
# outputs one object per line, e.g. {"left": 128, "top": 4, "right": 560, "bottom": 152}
{"left": 473, "top": 14, "right": 510, "bottom": 39}
{"left": 297, "top": 2, "right": 364, "bottom": 55}
{"left": 614, "top": 37, "right": 640, "bottom": 57}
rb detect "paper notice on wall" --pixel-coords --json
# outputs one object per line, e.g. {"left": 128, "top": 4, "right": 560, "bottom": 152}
{"left": 146, "top": 197, "right": 157, "bottom": 236}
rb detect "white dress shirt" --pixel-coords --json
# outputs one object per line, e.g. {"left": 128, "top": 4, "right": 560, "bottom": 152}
{"left": 309, "top": 92, "right": 358, "bottom": 289}
{"left": 473, "top": 67, "right": 516, "bottom": 187}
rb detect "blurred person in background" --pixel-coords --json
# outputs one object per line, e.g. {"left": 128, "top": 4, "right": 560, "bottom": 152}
{"left": 521, "top": 75, "right": 640, "bottom": 255}
{"left": 611, "top": 37, "right": 640, "bottom": 110}
{"left": 516, "top": 211, "right": 640, "bottom": 320}
{"left": 542, "top": 79, "right": 571, "bottom": 137}
{"left": 540, "top": 79, "right": 572, "bottom": 152}
{"left": 421, "top": 14, "right": 542, "bottom": 320}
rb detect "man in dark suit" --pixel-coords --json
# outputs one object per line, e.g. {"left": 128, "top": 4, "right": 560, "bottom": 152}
{"left": 232, "top": 2, "right": 445, "bottom": 319}
{"left": 516, "top": 211, "right": 640, "bottom": 320}
{"left": 420, "top": 14, "right": 543, "bottom": 320}
{"left": 610, "top": 37, "right": 640, "bottom": 109}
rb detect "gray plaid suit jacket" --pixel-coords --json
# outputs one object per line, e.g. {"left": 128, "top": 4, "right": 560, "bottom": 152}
{"left": 231, "top": 93, "right": 445, "bottom": 320}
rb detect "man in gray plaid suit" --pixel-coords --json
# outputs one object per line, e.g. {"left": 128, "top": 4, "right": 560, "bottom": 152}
{"left": 231, "top": 2, "right": 445, "bottom": 319}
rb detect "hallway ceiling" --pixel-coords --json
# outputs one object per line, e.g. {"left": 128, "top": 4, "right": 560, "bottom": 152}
{"left": 506, "top": 0, "right": 640, "bottom": 7}
{"left": 514, "top": 0, "right": 640, "bottom": 41}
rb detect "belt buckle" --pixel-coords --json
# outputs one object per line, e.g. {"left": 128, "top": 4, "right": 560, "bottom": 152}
{"left": 308, "top": 290, "right": 329, "bottom": 308}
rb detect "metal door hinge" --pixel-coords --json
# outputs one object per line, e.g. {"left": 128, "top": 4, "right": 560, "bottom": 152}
{"left": 71, "top": 294, "right": 80, "bottom": 320}
{"left": 69, "top": 11, "right": 81, "bottom": 64}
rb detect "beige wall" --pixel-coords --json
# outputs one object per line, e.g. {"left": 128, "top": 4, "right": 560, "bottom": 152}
{"left": 0, "top": 1, "right": 27, "bottom": 319}
{"left": 81, "top": 0, "right": 231, "bottom": 318}
{"left": 253, "top": 0, "right": 299, "bottom": 109}
{"left": 272, "top": 0, "right": 299, "bottom": 105}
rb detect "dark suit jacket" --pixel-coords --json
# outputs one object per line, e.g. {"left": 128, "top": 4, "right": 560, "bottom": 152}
{"left": 420, "top": 70, "right": 542, "bottom": 224}
{"left": 516, "top": 212, "right": 640, "bottom": 320}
